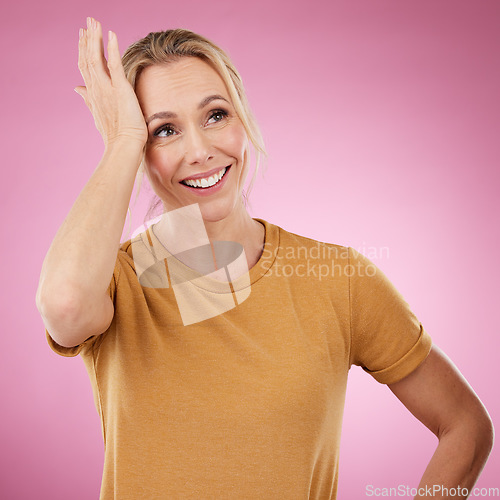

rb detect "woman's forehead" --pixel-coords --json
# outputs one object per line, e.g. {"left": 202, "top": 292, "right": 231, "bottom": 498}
{"left": 136, "top": 58, "right": 231, "bottom": 113}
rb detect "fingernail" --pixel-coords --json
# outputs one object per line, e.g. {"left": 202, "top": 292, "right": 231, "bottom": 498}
{"left": 93, "top": 18, "right": 97, "bottom": 30}
{"left": 87, "top": 17, "right": 91, "bottom": 29}
{"left": 108, "top": 30, "right": 113, "bottom": 42}
{"left": 79, "top": 28, "right": 83, "bottom": 39}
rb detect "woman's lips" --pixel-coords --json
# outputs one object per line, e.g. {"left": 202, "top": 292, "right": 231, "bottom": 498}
{"left": 180, "top": 165, "right": 231, "bottom": 196}
{"left": 181, "top": 165, "right": 228, "bottom": 182}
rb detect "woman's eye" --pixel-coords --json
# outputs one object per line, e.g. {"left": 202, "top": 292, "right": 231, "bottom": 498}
{"left": 154, "top": 125, "right": 176, "bottom": 138}
{"left": 207, "top": 110, "right": 228, "bottom": 125}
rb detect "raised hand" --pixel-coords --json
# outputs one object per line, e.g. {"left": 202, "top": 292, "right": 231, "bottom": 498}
{"left": 75, "top": 17, "right": 148, "bottom": 148}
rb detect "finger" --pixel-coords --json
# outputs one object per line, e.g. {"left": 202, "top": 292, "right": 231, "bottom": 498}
{"left": 107, "top": 31, "right": 127, "bottom": 84}
{"left": 77, "top": 28, "right": 91, "bottom": 85}
{"left": 74, "top": 86, "right": 88, "bottom": 100}
{"left": 86, "top": 17, "right": 109, "bottom": 79}
{"left": 74, "top": 86, "right": 93, "bottom": 113}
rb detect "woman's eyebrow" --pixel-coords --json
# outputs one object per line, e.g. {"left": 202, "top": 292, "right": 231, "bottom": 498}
{"left": 198, "top": 94, "right": 229, "bottom": 109}
{"left": 146, "top": 111, "right": 175, "bottom": 125}
{"left": 146, "top": 95, "right": 230, "bottom": 126}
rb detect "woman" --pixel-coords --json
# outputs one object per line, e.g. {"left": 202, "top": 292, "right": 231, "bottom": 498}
{"left": 37, "top": 17, "right": 493, "bottom": 499}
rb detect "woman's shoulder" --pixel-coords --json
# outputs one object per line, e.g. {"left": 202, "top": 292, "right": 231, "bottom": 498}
{"left": 260, "top": 218, "right": 350, "bottom": 262}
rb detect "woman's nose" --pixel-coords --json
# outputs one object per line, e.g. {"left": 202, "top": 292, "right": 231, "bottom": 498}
{"left": 184, "top": 127, "right": 214, "bottom": 165}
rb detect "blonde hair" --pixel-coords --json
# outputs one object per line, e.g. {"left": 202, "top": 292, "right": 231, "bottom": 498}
{"left": 122, "top": 29, "right": 266, "bottom": 217}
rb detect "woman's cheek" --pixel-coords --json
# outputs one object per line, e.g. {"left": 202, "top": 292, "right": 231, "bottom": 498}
{"left": 218, "top": 123, "right": 250, "bottom": 186}
{"left": 144, "top": 149, "right": 174, "bottom": 190}
{"left": 223, "top": 121, "right": 249, "bottom": 159}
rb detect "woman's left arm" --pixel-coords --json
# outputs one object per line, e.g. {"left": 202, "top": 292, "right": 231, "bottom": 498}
{"left": 388, "top": 345, "right": 494, "bottom": 500}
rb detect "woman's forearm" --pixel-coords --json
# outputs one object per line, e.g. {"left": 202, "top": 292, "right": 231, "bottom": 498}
{"left": 37, "top": 140, "right": 144, "bottom": 341}
{"left": 415, "top": 417, "right": 494, "bottom": 499}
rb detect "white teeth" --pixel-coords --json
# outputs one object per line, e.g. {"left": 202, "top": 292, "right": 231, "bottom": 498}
{"left": 183, "top": 167, "right": 227, "bottom": 188}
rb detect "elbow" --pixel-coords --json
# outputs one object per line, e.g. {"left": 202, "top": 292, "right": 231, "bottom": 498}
{"left": 36, "top": 284, "right": 96, "bottom": 348}
{"left": 467, "top": 398, "right": 495, "bottom": 461}
{"left": 476, "top": 409, "right": 495, "bottom": 462}
{"left": 37, "top": 282, "right": 84, "bottom": 325}
{"left": 443, "top": 402, "right": 495, "bottom": 474}
{"left": 469, "top": 410, "right": 495, "bottom": 479}
{"left": 37, "top": 279, "right": 113, "bottom": 348}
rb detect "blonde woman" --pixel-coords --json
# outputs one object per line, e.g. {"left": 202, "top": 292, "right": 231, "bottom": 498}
{"left": 37, "top": 17, "right": 493, "bottom": 499}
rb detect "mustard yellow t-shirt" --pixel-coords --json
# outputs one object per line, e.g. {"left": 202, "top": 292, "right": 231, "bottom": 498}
{"left": 46, "top": 219, "right": 432, "bottom": 499}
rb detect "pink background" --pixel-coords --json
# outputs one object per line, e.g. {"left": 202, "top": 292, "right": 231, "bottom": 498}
{"left": 1, "top": 0, "right": 498, "bottom": 497}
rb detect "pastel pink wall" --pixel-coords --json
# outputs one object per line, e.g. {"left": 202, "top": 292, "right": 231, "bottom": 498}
{"left": 1, "top": 0, "right": 498, "bottom": 497}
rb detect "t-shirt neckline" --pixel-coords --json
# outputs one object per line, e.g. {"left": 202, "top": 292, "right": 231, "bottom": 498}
{"left": 137, "top": 218, "right": 279, "bottom": 293}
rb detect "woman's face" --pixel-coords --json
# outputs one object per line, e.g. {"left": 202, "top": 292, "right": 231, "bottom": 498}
{"left": 136, "top": 58, "right": 249, "bottom": 222}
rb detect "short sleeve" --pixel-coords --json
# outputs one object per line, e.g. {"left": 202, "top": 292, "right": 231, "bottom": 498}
{"left": 348, "top": 247, "right": 432, "bottom": 384}
{"left": 45, "top": 253, "right": 122, "bottom": 358}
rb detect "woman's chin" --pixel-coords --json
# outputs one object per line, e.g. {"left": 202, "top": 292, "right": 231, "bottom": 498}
{"left": 158, "top": 186, "right": 244, "bottom": 225}
{"left": 197, "top": 197, "right": 241, "bottom": 224}
{"left": 191, "top": 188, "right": 245, "bottom": 225}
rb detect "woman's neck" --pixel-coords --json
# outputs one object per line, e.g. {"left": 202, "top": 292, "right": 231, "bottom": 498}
{"left": 154, "top": 199, "right": 265, "bottom": 273}
{"left": 202, "top": 202, "right": 265, "bottom": 271}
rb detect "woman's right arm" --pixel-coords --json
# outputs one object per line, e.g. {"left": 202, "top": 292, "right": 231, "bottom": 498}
{"left": 36, "top": 18, "right": 147, "bottom": 348}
